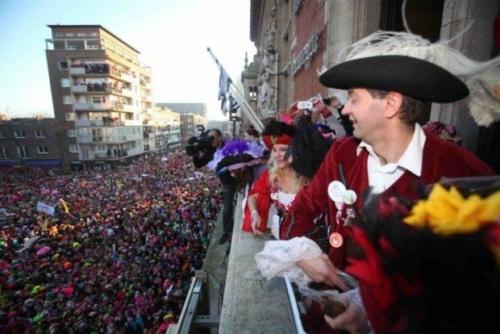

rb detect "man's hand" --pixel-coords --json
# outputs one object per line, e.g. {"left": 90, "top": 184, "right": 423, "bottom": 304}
{"left": 251, "top": 210, "right": 264, "bottom": 236}
{"left": 297, "top": 254, "right": 349, "bottom": 291}
{"left": 324, "top": 288, "right": 372, "bottom": 334}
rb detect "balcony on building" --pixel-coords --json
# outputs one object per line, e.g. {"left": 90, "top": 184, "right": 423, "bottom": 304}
{"left": 93, "top": 149, "right": 129, "bottom": 160}
{"left": 72, "top": 82, "right": 110, "bottom": 94}
{"left": 120, "top": 71, "right": 134, "bottom": 83}
{"left": 122, "top": 104, "right": 135, "bottom": 113}
{"left": 74, "top": 119, "right": 103, "bottom": 127}
{"left": 70, "top": 63, "right": 110, "bottom": 76}
{"left": 45, "top": 38, "right": 104, "bottom": 51}
{"left": 75, "top": 117, "right": 129, "bottom": 127}
{"left": 74, "top": 101, "right": 114, "bottom": 111}
{"left": 119, "top": 87, "right": 134, "bottom": 98}
{"left": 72, "top": 83, "right": 88, "bottom": 93}
{"left": 78, "top": 126, "right": 141, "bottom": 144}
{"left": 123, "top": 119, "right": 141, "bottom": 126}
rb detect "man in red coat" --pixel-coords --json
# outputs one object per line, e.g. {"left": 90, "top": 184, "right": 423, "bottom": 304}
{"left": 286, "top": 55, "right": 494, "bottom": 333}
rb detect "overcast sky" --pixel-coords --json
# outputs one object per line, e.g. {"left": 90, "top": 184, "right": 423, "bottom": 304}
{"left": 0, "top": 0, "right": 256, "bottom": 120}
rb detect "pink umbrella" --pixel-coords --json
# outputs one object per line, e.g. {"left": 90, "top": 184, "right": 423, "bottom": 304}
{"left": 36, "top": 246, "right": 51, "bottom": 256}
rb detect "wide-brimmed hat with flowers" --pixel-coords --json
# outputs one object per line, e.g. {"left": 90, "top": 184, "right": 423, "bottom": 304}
{"left": 207, "top": 139, "right": 266, "bottom": 173}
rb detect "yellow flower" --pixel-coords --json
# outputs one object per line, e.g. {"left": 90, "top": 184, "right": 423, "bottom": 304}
{"left": 404, "top": 184, "right": 500, "bottom": 236}
{"left": 404, "top": 200, "right": 428, "bottom": 227}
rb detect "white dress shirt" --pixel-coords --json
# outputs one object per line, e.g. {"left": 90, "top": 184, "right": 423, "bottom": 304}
{"left": 356, "top": 124, "right": 426, "bottom": 193}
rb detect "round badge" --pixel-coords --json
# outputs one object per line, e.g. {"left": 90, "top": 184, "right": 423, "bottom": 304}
{"left": 343, "top": 190, "right": 357, "bottom": 205}
{"left": 329, "top": 232, "right": 344, "bottom": 248}
{"left": 328, "top": 181, "right": 347, "bottom": 203}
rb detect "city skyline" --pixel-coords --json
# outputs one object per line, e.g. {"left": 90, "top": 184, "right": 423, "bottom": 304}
{"left": 0, "top": 0, "right": 256, "bottom": 121}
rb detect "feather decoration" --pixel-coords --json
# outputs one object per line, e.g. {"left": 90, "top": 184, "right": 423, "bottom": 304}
{"left": 337, "top": 30, "right": 500, "bottom": 126}
{"left": 208, "top": 140, "right": 265, "bottom": 170}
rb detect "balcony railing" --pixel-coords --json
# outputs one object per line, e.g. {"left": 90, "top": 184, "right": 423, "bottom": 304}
{"left": 75, "top": 119, "right": 102, "bottom": 127}
{"left": 119, "top": 103, "right": 135, "bottom": 112}
{"left": 74, "top": 102, "right": 113, "bottom": 111}
{"left": 78, "top": 131, "right": 138, "bottom": 144}
{"left": 72, "top": 85, "right": 88, "bottom": 93}
{"left": 120, "top": 72, "right": 134, "bottom": 82}
{"left": 93, "top": 150, "right": 129, "bottom": 160}
{"left": 120, "top": 88, "right": 134, "bottom": 97}
{"left": 72, "top": 83, "right": 134, "bottom": 98}
{"left": 75, "top": 119, "right": 142, "bottom": 128}
{"left": 123, "top": 119, "right": 141, "bottom": 126}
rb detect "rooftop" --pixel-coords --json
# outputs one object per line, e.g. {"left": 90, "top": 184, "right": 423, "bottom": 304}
{"left": 47, "top": 24, "right": 140, "bottom": 54}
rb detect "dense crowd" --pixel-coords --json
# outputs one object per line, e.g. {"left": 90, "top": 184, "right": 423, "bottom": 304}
{"left": 0, "top": 151, "right": 221, "bottom": 333}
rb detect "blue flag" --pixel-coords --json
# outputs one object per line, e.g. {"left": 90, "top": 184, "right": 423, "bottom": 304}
{"left": 218, "top": 67, "right": 232, "bottom": 114}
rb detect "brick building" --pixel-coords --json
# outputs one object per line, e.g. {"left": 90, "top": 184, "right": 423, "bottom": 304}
{"left": 0, "top": 118, "right": 62, "bottom": 169}
{"left": 243, "top": 0, "right": 499, "bottom": 171}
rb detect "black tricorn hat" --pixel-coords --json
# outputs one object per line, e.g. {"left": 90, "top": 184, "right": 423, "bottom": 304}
{"left": 319, "top": 55, "right": 469, "bottom": 103}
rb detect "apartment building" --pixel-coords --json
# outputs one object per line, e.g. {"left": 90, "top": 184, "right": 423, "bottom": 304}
{"left": 45, "top": 25, "right": 154, "bottom": 169}
{"left": 156, "top": 103, "right": 208, "bottom": 145}
{"left": 145, "top": 107, "right": 182, "bottom": 152}
{"left": 0, "top": 118, "right": 62, "bottom": 168}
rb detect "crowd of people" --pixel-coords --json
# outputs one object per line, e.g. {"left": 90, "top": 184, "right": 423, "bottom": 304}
{"left": 0, "top": 151, "right": 221, "bottom": 333}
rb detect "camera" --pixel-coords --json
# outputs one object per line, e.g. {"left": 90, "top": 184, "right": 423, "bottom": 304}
{"left": 297, "top": 100, "right": 313, "bottom": 110}
{"left": 185, "top": 125, "right": 215, "bottom": 157}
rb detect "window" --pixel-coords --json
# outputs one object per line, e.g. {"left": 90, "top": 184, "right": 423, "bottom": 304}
{"left": 66, "top": 33, "right": 74, "bottom": 37}
{"left": 65, "top": 112, "right": 76, "bottom": 121}
{"left": 91, "top": 95, "right": 106, "bottom": 104}
{"left": 63, "top": 95, "right": 72, "bottom": 104}
{"left": 37, "top": 146, "right": 49, "bottom": 154}
{"left": 87, "top": 43, "right": 99, "bottom": 50}
{"left": 0, "top": 131, "right": 6, "bottom": 138}
{"left": 97, "top": 145, "right": 106, "bottom": 151}
{"left": 35, "top": 129, "right": 46, "bottom": 138}
{"left": 0, "top": 147, "right": 8, "bottom": 159}
{"left": 67, "top": 129, "right": 76, "bottom": 137}
{"left": 58, "top": 61, "right": 68, "bottom": 70}
{"left": 61, "top": 78, "right": 70, "bottom": 87}
{"left": 69, "top": 144, "right": 78, "bottom": 153}
{"left": 17, "top": 146, "right": 29, "bottom": 159}
{"left": 14, "top": 129, "right": 26, "bottom": 138}
{"left": 77, "top": 32, "right": 87, "bottom": 37}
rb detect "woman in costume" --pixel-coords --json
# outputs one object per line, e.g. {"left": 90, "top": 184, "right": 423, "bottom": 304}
{"left": 207, "top": 139, "right": 266, "bottom": 192}
{"left": 244, "top": 116, "right": 333, "bottom": 239}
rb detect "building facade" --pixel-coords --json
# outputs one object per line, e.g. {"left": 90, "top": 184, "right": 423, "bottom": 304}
{"left": 148, "top": 107, "right": 182, "bottom": 151}
{"left": 243, "top": 0, "right": 499, "bottom": 171}
{"left": 0, "top": 118, "right": 62, "bottom": 168}
{"left": 45, "top": 25, "right": 155, "bottom": 170}
{"left": 155, "top": 103, "right": 207, "bottom": 118}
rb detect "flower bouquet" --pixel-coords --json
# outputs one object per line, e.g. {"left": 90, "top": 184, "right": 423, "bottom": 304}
{"left": 347, "top": 176, "right": 500, "bottom": 333}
